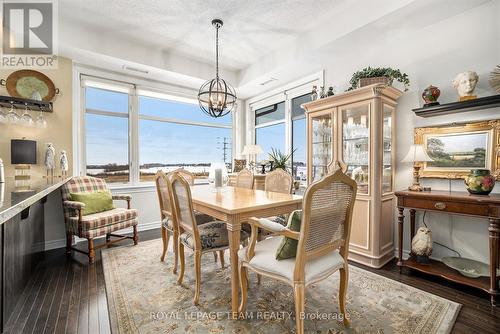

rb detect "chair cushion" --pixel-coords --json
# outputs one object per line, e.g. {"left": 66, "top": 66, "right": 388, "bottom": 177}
{"left": 238, "top": 237, "right": 345, "bottom": 284}
{"left": 180, "top": 221, "right": 249, "bottom": 250}
{"left": 68, "top": 208, "right": 137, "bottom": 231}
{"left": 70, "top": 190, "right": 114, "bottom": 215}
{"left": 162, "top": 212, "right": 215, "bottom": 230}
{"left": 275, "top": 210, "right": 302, "bottom": 260}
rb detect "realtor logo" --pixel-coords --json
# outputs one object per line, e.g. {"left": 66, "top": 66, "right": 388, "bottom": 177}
{"left": 1, "top": 0, "right": 58, "bottom": 68}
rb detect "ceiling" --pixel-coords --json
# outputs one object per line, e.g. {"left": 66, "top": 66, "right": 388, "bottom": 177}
{"left": 58, "top": 0, "right": 494, "bottom": 99}
{"left": 60, "top": 0, "right": 345, "bottom": 72}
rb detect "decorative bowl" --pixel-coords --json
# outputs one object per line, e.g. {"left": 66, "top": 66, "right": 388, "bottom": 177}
{"left": 441, "top": 257, "right": 499, "bottom": 278}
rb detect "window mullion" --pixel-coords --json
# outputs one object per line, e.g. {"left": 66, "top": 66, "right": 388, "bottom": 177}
{"left": 129, "top": 87, "right": 139, "bottom": 185}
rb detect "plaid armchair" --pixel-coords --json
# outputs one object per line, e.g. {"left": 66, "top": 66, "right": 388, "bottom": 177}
{"left": 61, "top": 176, "right": 138, "bottom": 263}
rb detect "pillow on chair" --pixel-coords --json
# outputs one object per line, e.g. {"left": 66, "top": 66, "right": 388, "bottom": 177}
{"left": 275, "top": 210, "right": 302, "bottom": 260}
{"left": 70, "top": 190, "right": 114, "bottom": 215}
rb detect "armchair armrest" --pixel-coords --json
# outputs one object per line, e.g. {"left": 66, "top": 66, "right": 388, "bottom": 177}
{"left": 112, "top": 194, "right": 132, "bottom": 209}
{"left": 244, "top": 217, "right": 300, "bottom": 261}
{"left": 63, "top": 200, "right": 86, "bottom": 210}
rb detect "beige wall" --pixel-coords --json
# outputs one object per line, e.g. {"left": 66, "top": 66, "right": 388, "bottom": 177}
{"left": 0, "top": 57, "right": 73, "bottom": 179}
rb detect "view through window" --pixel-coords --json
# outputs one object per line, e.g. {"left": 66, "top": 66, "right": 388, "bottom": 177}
{"left": 83, "top": 80, "right": 233, "bottom": 184}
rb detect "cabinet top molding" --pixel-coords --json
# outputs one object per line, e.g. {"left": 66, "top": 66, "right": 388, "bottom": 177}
{"left": 301, "top": 83, "right": 403, "bottom": 113}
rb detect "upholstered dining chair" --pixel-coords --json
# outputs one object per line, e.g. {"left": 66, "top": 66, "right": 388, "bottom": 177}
{"left": 169, "top": 171, "right": 249, "bottom": 305}
{"left": 235, "top": 169, "right": 254, "bottom": 189}
{"left": 155, "top": 170, "right": 216, "bottom": 273}
{"left": 238, "top": 169, "right": 357, "bottom": 333}
{"left": 61, "top": 176, "right": 138, "bottom": 263}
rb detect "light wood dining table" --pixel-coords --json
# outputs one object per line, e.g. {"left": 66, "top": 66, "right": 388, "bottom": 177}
{"left": 190, "top": 185, "right": 302, "bottom": 316}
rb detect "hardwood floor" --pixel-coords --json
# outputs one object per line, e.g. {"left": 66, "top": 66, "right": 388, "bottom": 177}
{"left": 4, "top": 228, "right": 499, "bottom": 333}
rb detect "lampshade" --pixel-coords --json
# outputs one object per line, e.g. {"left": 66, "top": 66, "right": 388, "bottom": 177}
{"left": 401, "top": 144, "right": 433, "bottom": 163}
{"left": 11, "top": 139, "right": 37, "bottom": 164}
{"left": 242, "top": 144, "right": 263, "bottom": 156}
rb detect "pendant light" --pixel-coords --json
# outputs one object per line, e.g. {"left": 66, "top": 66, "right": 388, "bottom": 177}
{"left": 198, "top": 19, "right": 236, "bottom": 118}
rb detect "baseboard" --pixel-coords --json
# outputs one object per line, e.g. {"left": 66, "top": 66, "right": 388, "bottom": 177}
{"left": 44, "top": 221, "right": 161, "bottom": 251}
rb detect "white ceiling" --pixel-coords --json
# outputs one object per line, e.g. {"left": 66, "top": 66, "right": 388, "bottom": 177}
{"left": 58, "top": 0, "right": 494, "bottom": 99}
{"left": 60, "top": 0, "right": 345, "bottom": 72}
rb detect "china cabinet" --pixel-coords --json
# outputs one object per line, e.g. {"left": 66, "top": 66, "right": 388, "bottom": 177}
{"left": 302, "top": 84, "right": 402, "bottom": 268}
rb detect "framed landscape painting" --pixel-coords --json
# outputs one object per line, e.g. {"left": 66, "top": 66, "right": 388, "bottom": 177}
{"left": 414, "top": 120, "right": 500, "bottom": 180}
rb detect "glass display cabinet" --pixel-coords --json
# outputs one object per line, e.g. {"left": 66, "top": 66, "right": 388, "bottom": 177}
{"left": 303, "top": 84, "right": 402, "bottom": 268}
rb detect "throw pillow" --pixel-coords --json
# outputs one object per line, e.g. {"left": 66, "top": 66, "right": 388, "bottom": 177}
{"left": 275, "top": 210, "right": 302, "bottom": 260}
{"left": 70, "top": 190, "right": 114, "bottom": 215}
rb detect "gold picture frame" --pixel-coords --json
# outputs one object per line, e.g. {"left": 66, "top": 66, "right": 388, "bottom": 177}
{"left": 414, "top": 120, "right": 500, "bottom": 180}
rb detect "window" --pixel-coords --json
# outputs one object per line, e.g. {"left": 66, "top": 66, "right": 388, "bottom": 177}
{"left": 291, "top": 94, "right": 309, "bottom": 185}
{"left": 81, "top": 76, "right": 233, "bottom": 185}
{"left": 252, "top": 86, "right": 315, "bottom": 189}
{"left": 85, "top": 86, "right": 130, "bottom": 183}
{"left": 255, "top": 101, "right": 285, "bottom": 160}
{"left": 138, "top": 95, "right": 232, "bottom": 182}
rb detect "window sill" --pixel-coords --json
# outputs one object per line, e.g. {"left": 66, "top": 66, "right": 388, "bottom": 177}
{"left": 108, "top": 180, "right": 210, "bottom": 193}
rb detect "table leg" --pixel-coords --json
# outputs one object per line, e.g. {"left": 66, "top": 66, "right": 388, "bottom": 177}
{"left": 488, "top": 218, "right": 499, "bottom": 306}
{"left": 227, "top": 215, "right": 241, "bottom": 318}
{"left": 409, "top": 209, "right": 416, "bottom": 256}
{"left": 397, "top": 207, "right": 405, "bottom": 271}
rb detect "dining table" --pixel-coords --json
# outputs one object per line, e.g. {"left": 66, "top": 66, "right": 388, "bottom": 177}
{"left": 190, "top": 185, "right": 302, "bottom": 317}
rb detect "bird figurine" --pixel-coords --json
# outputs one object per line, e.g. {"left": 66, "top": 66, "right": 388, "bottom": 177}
{"left": 411, "top": 227, "right": 433, "bottom": 263}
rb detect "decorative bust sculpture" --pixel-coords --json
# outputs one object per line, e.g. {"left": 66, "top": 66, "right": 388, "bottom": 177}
{"left": 452, "top": 71, "right": 479, "bottom": 101}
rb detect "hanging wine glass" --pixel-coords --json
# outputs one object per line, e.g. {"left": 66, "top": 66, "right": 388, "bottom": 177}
{"left": 6, "top": 102, "right": 20, "bottom": 124}
{"left": 35, "top": 107, "right": 47, "bottom": 128}
{"left": 0, "top": 104, "right": 8, "bottom": 124}
{"left": 20, "top": 104, "right": 34, "bottom": 127}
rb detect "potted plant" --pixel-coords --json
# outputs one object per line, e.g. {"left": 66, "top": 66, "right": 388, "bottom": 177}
{"left": 348, "top": 67, "right": 410, "bottom": 91}
{"left": 268, "top": 148, "right": 296, "bottom": 173}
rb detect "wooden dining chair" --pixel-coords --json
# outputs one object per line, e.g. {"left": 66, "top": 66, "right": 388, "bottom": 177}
{"left": 238, "top": 169, "right": 357, "bottom": 333}
{"left": 169, "top": 172, "right": 249, "bottom": 305}
{"left": 171, "top": 168, "right": 196, "bottom": 185}
{"left": 235, "top": 169, "right": 254, "bottom": 189}
{"left": 155, "top": 171, "right": 216, "bottom": 273}
{"left": 264, "top": 168, "right": 293, "bottom": 194}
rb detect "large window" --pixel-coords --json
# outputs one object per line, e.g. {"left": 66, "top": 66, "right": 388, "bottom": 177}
{"left": 138, "top": 95, "right": 232, "bottom": 182}
{"left": 85, "top": 87, "right": 130, "bottom": 183}
{"left": 255, "top": 101, "right": 286, "bottom": 160}
{"left": 252, "top": 88, "right": 314, "bottom": 189}
{"left": 82, "top": 77, "right": 233, "bottom": 185}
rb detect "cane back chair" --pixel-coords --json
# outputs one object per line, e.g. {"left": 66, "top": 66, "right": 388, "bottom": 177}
{"left": 238, "top": 169, "right": 357, "bottom": 333}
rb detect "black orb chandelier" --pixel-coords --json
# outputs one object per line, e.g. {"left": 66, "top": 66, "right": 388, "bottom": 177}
{"left": 198, "top": 19, "right": 236, "bottom": 118}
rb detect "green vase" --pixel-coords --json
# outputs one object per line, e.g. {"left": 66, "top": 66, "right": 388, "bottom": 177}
{"left": 464, "top": 169, "right": 495, "bottom": 195}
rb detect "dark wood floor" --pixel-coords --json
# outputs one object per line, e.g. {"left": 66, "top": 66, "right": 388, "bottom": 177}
{"left": 5, "top": 228, "right": 499, "bottom": 334}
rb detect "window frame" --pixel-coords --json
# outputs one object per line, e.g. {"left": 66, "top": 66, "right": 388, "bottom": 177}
{"left": 247, "top": 72, "right": 323, "bottom": 184}
{"left": 75, "top": 69, "right": 235, "bottom": 188}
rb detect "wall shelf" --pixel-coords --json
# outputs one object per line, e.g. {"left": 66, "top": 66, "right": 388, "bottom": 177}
{"left": 413, "top": 94, "right": 500, "bottom": 117}
{"left": 0, "top": 95, "right": 53, "bottom": 112}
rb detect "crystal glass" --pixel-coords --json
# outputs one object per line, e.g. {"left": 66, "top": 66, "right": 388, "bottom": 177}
{"left": 20, "top": 106, "right": 34, "bottom": 127}
{"left": 342, "top": 104, "right": 370, "bottom": 194}
{"left": 0, "top": 106, "right": 8, "bottom": 124}
{"left": 6, "top": 105, "right": 20, "bottom": 124}
{"left": 311, "top": 112, "right": 333, "bottom": 181}
{"left": 35, "top": 110, "right": 47, "bottom": 128}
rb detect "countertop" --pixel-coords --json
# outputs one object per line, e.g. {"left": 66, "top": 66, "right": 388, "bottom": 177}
{"left": 0, "top": 177, "right": 68, "bottom": 224}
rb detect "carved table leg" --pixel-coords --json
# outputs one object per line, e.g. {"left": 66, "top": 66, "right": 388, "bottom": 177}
{"left": 409, "top": 209, "right": 416, "bottom": 256}
{"left": 488, "top": 218, "right": 499, "bottom": 306}
{"left": 397, "top": 207, "right": 405, "bottom": 271}
{"left": 227, "top": 214, "right": 241, "bottom": 318}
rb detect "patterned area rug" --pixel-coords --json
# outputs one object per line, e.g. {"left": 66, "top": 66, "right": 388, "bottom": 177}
{"left": 102, "top": 239, "right": 460, "bottom": 334}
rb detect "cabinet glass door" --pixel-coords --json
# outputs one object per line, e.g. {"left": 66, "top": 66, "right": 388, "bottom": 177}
{"left": 311, "top": 112, "right": 333, "bottom": 182}
{"left": 342, "top": 104, "right": 370, "bottom": 194}
{"left": 382, "top": 104, "right": 394, "bottom": 194}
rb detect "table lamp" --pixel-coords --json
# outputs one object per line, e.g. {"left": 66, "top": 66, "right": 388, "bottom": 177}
{"left": 242, "top": 144, "right": 263, "bottom": 171}
{"left": 11, "top": 139, "right": 37, "bottom": 190}
{"left": 401, "top": 144, "right": 433, "bottom": 191}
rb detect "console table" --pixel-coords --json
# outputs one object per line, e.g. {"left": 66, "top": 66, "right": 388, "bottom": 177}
{"left": 395, "top": 190, "right": 500, "bottom": 306}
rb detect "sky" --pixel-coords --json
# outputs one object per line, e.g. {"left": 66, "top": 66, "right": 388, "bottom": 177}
{"left": 428, "top": 132, "right": 488, "bottom": 153}
{"left": 85, "top": 87, "right": 307, "bottom": 167}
